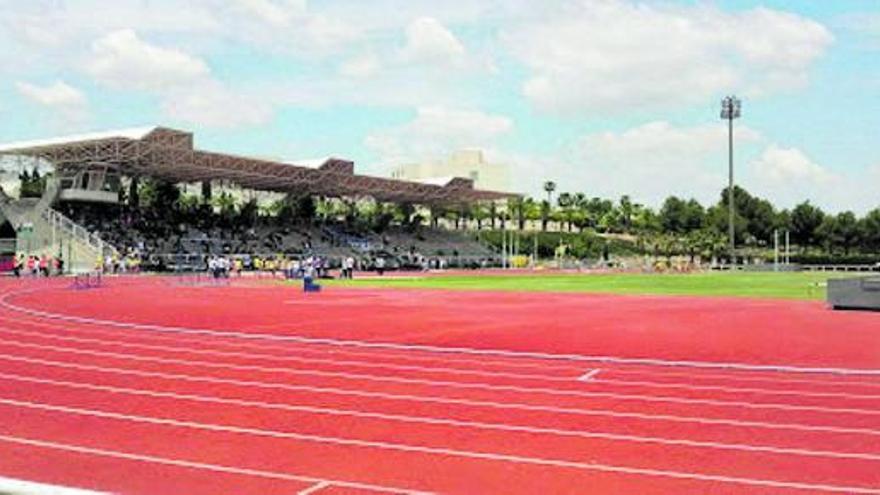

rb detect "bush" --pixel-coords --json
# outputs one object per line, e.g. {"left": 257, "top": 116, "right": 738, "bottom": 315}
{"left": 789, "top": 253, "right": 880, "bottom": 265}
{"left": 478, "top": 230, "right": 640, "bottom": 260}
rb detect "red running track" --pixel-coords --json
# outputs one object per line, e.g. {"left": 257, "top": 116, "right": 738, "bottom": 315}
{"left": 0, "top": 276, "right": 878, "bottom": 494}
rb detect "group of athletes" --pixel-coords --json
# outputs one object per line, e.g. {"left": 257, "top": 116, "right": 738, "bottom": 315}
{"left": 207, "top": 254, "right": 359, "bottom": 280}
{"left": 11, "top": 253, "right": 63, "bottom": 277}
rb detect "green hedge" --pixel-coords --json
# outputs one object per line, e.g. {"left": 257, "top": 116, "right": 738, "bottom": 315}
{"left": 789, "top": 253, "right": 880, "bottom": 265}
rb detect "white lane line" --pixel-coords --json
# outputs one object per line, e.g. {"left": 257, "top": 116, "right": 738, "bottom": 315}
{"left": 3, "top": 337, "right": 880, "bottom": 403}
{"left": 297, "top": 481, "right": 332, "bottom": 495}
{"left": 578, "top": 369, "right": 601, "bottom": 382}
{"left": 0, "top": 315, "right": 589, "bottom": 376}
{"left": 4, "top": 371, "right": 878, "bottom": 461}
{"left": 0, "top": 328, "right": 582, "bottom": 383}
{"left": 0, "top": 435, "right": 427, "bottom": 495}
{"left": 6, "top": 315, "right": 880, "bottom": 390}
{"left": 0, "top": 476, "right": 108, "bottom": 495}
{"left": 4, "top": 355, "right": 877, "bottom": 438}
{"left": 2, "top": 348, "right": 879, "bottom": 418}
{"left": 588, "top": 376, "right": 880, "bottom": 400}
{"left": 0, "top": 398, "right": 877, "bottom": 495}
{"left": 5, "top": 289, "right": 880, "bottom": 377}
{"left": 600, "top": 366, "right": 880, "bottom": 390}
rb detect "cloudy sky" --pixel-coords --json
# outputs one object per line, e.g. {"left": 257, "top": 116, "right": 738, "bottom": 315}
{"left": 0, "top": 0, "right": 878, "bottom": 211}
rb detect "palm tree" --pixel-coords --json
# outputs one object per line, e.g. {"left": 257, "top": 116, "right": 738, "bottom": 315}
{"left": 489, "top": 202, "right": 498, "bottom": 229}
{"left": 543, "top": 181, "right": 556, "bottom": 205}
{"left": 212, "top": 192, "right": 237, "bottom": 217}
{"left": 471, "top": 203, "right": 489, "bottom": 230}
{"left": 540, "top": 200, "right": 552, "bottom": 232}
{"left": 557, "top": 193, "right": 574, "bottom": 232}
{"left": 523, "top": 198, "right": 541, "bottom": 230}
{"left": 509, "top": 197, "right": 526, "bottom": 230}
{"left": 619, "top": 195, "right": 634, "bottom": 233}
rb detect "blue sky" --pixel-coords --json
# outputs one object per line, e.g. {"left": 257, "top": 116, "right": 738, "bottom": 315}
{"left": 0, "top": 0, "right": 878, "bottom": 212}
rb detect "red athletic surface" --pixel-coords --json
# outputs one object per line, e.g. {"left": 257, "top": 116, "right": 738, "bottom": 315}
{"left": 0, "top": 275, "right": 879, "bottom": 494}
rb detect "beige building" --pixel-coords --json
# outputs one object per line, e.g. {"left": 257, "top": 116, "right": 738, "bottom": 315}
{"left": 390, "top": 150, "right": 510, "bottom": 191}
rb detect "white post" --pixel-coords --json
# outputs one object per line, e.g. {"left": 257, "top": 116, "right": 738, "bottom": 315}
{"left": 785, "top": 230, "right": 790, "bottom": 265}
{"left": 533, "top": 234, "right": 538, "bottom": 269}
{"left": 773, "top": 229, "right": 779, "bottom": 272}
{"left": 501, "top": 217, "right": 507, "bottom": 269}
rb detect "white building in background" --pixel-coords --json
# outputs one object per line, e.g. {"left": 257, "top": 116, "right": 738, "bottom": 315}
{"left": 390, "top": 150, "right": 510, "bottom": 192}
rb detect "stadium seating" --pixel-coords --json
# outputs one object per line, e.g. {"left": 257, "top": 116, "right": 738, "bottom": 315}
{"left": 59, "top": 203, "right": 500, "bottom": 272}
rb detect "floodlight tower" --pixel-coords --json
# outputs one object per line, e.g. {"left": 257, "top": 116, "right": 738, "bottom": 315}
{"left": 720, "top": 95, "right": 741, "bottom": 265}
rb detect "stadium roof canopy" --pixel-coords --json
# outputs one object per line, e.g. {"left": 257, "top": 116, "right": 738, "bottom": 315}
{"left": 0, "top": 126, "right": 517, "bottom": 205}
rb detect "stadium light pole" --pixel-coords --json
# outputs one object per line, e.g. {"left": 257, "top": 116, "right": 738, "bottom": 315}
{"left": 720, "top": 95, "right": 741, "bottom": 265}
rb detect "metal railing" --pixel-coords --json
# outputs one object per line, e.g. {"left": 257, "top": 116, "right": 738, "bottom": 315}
{"left": 42, "top": 207, "right": 119, "bottom": 257}
{"left": 34, "top": 178, "right": 60, "bottom": 216}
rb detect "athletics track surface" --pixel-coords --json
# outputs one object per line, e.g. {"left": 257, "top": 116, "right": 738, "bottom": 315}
{"left": 0, "top": 276, "right": 879, "bottom": 494}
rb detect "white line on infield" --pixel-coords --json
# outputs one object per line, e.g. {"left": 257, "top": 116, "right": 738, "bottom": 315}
{"left": 4, "top": 289, "right": 880, "bottom": 377}
{"left": 0, "top": 398, "right": 877, "bottom": 494}
{"left": 578, "top": 369, "right": 601, "bottom": 382}
{"left": 0, "top": 477, "right": 109, "bottom": 495}
{"left": 296, "top": 481, "right": 332, "bottom": 495}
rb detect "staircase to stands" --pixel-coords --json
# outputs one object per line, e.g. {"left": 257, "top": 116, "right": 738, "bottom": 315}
{"left": 0, "top": 179, "right": 118, "bottom": 273}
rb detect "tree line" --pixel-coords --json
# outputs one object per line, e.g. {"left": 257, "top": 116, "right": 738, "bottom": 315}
{"left": 488, "top": 184, "right": 880, "bottom": 257}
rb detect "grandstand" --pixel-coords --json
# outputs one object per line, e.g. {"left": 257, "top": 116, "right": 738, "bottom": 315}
{"left": 0, "top": 126, "right": 516, "bottom": 273}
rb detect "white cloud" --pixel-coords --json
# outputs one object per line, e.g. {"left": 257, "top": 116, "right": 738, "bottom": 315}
{"left": 84, "top": 29, "right": 274, "bottom": 129}
{"left": 231, "top": 0, "right": 306, "bottom": 27}
{"left": 87, "top": 29, "right": 209, "bottom": 91}
{"left": 365, "top": 106, "right": 513, "bottom": 163}
{"left": 504, "top": 1, "right": 833, "bottom": 115}
{"left": 400, "top": 17, "right": 466, "bottom": 65}
{"left": 552, "top": 121, "right": 762, "bottom": 206}
{"left": 224, "top": 0, "right": 358, "bottom": 55}
{"left": 15, "top": 80, "right": 89, "bottom": 127}
{"left": 751, "top": 145, "right": 835, "bottom": 184}
{"left": 162, "top": 81, "right": 274, "bottom": 129}
{"left": 338, "top": 52, "right": 381, "bottom": 78}
{"left": 16, "top": 81, "right": 87, "bottom": 108}
{"left": 746, "top": 145, "right": 852, "bottom": 210}
{"left": 551, "top": 126, "right": 875, "bottom": 212}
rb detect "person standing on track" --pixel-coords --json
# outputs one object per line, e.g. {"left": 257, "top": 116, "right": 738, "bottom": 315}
{"left": 345, "top": 255, "right": 355, "bottom": 279}
{"left": 38, "top": 254, "right": 49, "bottom": 277}
{"left": 375, "top": 256, "right": 385, "bottom": 276}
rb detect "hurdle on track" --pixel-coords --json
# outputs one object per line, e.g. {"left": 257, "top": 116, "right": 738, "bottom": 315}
{"left": 70, "top": 271, "right": 103, "bottom": 290}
